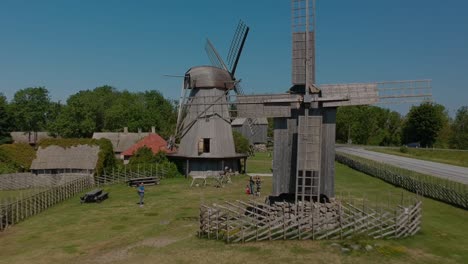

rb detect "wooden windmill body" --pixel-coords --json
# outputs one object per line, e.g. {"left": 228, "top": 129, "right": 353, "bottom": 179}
{"left": 174, "top": 1, "right": 431, "bottom": 202}
{"left": 171, "top": 22, "right": 251, "bottom": 176}
{"left": 172, "top": 66, "right": 247, "bottom": 174}
{"left": 235, "top": 0, "right": 431, "bottom": 202}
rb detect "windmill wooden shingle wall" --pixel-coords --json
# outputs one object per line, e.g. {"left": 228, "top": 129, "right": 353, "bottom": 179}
{"left": 172, "top": 66, "right": 247, "bottom": 175}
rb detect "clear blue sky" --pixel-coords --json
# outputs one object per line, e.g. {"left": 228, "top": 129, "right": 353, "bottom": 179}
{"left": 1, "top": 0, "right": 467, "bottom": 116}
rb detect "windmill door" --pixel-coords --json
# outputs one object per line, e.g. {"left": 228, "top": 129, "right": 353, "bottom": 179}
{"left": 295, "top": 115, "right": 322, "bottom": 203}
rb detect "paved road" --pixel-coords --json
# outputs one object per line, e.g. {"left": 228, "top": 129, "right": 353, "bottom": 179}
{"left": 336, "top": 146, "right": 468, "bottom": 184}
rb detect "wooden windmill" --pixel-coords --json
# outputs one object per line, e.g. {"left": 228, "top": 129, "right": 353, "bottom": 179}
{"left": 171, "top": 21, "right": 251, "bottom": 175}
{"left": 174, "top": 0, "right": 431, "bottom": 202}
{"left": 236, "top": 0, "right": 431, "bottom": 203}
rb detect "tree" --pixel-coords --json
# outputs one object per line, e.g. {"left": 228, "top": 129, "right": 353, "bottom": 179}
{"left": 0, "top": 94, "right": 12, "bottom": 144}
{"left": 450, "top": 106, "right": 468, "bottom": 149}
{"left": 267, "top": 118, "right": 274, "bottom": 138}
{"left": 139, "top": 90, "right": 177, "bottom": 138}
{"left": 233, "top": 131, "right": 250, "bottom": 154}
{"left": 129, "top": 147, "right": 159, "bottom": 165}
{"left": 402, "top": 102, "right": 446, "bottom": 147}
{"left": 10, "top": 87, "right": 52, "bottom": 132}
{"left": 380, "top": 111, "right": 403, "bottom": 146}
{"left": 336, "top": 106, "right": 403, "bottom": 146}
{"left": 51, "top": 86, "right": 177, "bottom": 138}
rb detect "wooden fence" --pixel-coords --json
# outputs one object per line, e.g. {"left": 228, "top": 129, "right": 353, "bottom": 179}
{"left": 336, "top": 153, "right": 468, "bottom": 209}
{"left": 199, "top": 196, "right": 422, "bottom": 243}
{"left": 0, "top": 177, "right": 93, "bottom": 231}
{"left": 97, "top": 165, "right": 168, "bottom": 186}
{"left": 0, "top": 173, "right": 88, "bottom": 190}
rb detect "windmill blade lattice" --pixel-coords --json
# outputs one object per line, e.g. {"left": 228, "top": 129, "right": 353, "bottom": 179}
{"left": 205, "top": 39, "right": 228, "bottom": 71}
{"left": 227, "top": 20, "right": 250, "bottom": 77}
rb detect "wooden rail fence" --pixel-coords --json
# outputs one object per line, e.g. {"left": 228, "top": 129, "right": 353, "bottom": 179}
{"left": 98, "top": 166, "right": 167, "bottom": 186}
{"left": 336, "top": 153, "right": 468, "bottom": 209}
{"left": 0, "top": 177, "right": 93, "bottom": 231}
{"left": 199, "top": 196, "right": 422, "bottom": 243}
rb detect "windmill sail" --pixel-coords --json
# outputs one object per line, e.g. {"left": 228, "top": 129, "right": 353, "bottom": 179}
{"left": 319, "top": 80, "right": 432, "bottom": 107}
{"left": 205, "top": 39, "right": 228, "bottom": 71}
{"left": 227, "top": 20, "right": 250, "bottom": 77}
{"left": 292, "top": 0, "right": 316, "bottom": 85}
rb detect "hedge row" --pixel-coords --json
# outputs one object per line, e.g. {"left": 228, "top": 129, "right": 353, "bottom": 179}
{"left": 0, "top": 143, "right": 36, "bottom": 173}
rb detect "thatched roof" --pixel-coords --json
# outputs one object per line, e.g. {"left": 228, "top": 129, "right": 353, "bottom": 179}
{"left": 30, "top": 145, "right": 100, "bottom": 170}
{"left": 92, "top": 132, "right": 148, "bottom": 153}
{"left": 10, "top": 132, "right": 53, "bottom": 144}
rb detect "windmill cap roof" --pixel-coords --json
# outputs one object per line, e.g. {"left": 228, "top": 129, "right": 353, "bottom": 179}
{"left": 186, "top": 66, "right": 235, "bottom": 90}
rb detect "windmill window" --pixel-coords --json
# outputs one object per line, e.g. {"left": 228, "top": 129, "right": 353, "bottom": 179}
{"left": 203, "top": 138, "right": 211, "bottom": 153}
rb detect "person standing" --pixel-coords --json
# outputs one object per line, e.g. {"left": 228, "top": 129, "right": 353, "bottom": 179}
{"left": 249, "top": 176, "right": 255, "bottom": 196}
{"left": 255, "top": 177, "right": 261, "bottom": 196}
{"left": 137, "top": 182, "right": 145, "bottom": 207}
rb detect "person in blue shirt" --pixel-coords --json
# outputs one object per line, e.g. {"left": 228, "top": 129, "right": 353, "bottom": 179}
{"left": 249, "top": 176, "right": 255, "bottom": 196}
{"left": 137, "top": 183, "right": 145, "bottom": 207}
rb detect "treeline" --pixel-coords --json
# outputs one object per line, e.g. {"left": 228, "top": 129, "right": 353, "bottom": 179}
{"left": 1, "top": 87, "right": 467, "bottom": 150}
{"left": 0, "top": 86, "right": 177, "bottom": 142}
{"left": 336, "top": 102, "right": 468, "bottom": 149}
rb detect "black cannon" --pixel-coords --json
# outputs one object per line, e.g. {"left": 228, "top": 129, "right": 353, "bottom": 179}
{"left": 80, "top": 189, "right": 109, "bottom": 204}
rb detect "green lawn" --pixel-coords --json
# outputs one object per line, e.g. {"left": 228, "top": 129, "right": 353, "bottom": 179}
{"left": 0, "top": 162, "right": 467, "bottom": 263}
{"left": 247, "top": 152, "right": 273, "bottom": 173}
{"left": 367, "top": 147, "right": 468, "bottom": 168}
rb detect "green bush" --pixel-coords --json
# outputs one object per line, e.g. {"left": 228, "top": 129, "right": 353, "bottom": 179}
{"left": 233, "top": 131, "right": 250, "bottom": 154}
{"left": 159, "top": 160, "right": 180, "bottom": 178}
{"left": 399, "top": 145, "right": 409, "bottom": 153}
{"left": 127, "top": 148, "right": 181, "bottom": 178}
{"left": 0, "top": 143, "right": 36, "bottom": 173}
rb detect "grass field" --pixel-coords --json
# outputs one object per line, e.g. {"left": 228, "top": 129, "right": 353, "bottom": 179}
{"left": 367, "top": 147, "right": 468, "bottom": 168}
{"left": 0, "top": 158, "right": 467, "bottom": 263}
{"left": 247, "top": 152, "right": 273, "bottom": 173}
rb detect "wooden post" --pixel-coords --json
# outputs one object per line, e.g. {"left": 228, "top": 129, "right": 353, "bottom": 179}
{"left": 21, "top": 194, "right": 25, "bottom": 221}
{"left": 207, "top": 209, "right": 211, "bottom": 239}
{"left": 1, "top": 203, "right": 4, "bottom": 231}
{"left": 339, "top": 201, "right": 343, "bottom": 239}
{"left": 312, "top": 202, "right": 315, "bottom": 240}
{"left": 15, "top": 196, "right": 19, "bottom": 225}
{"left": 241, "top": 220, "right": 245, "bottom": 243}
{"left": 216, "top": 210, "right": 219, "bottom": 240}
{"left": 268, "top": 205, "right": 272, "bottom": 240}
{"left": 226, "top": 213, "right": 230, "bottom": 243}
{"left": 283, "top": 203, "right": 286, "bottom": 240}
{"left": 5, "top": 199, "right": 9, "bottom": 229}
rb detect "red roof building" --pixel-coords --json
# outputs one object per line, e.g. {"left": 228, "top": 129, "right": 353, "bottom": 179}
{"left": 121, "top": 133, "right": 176, "bottom": 164}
